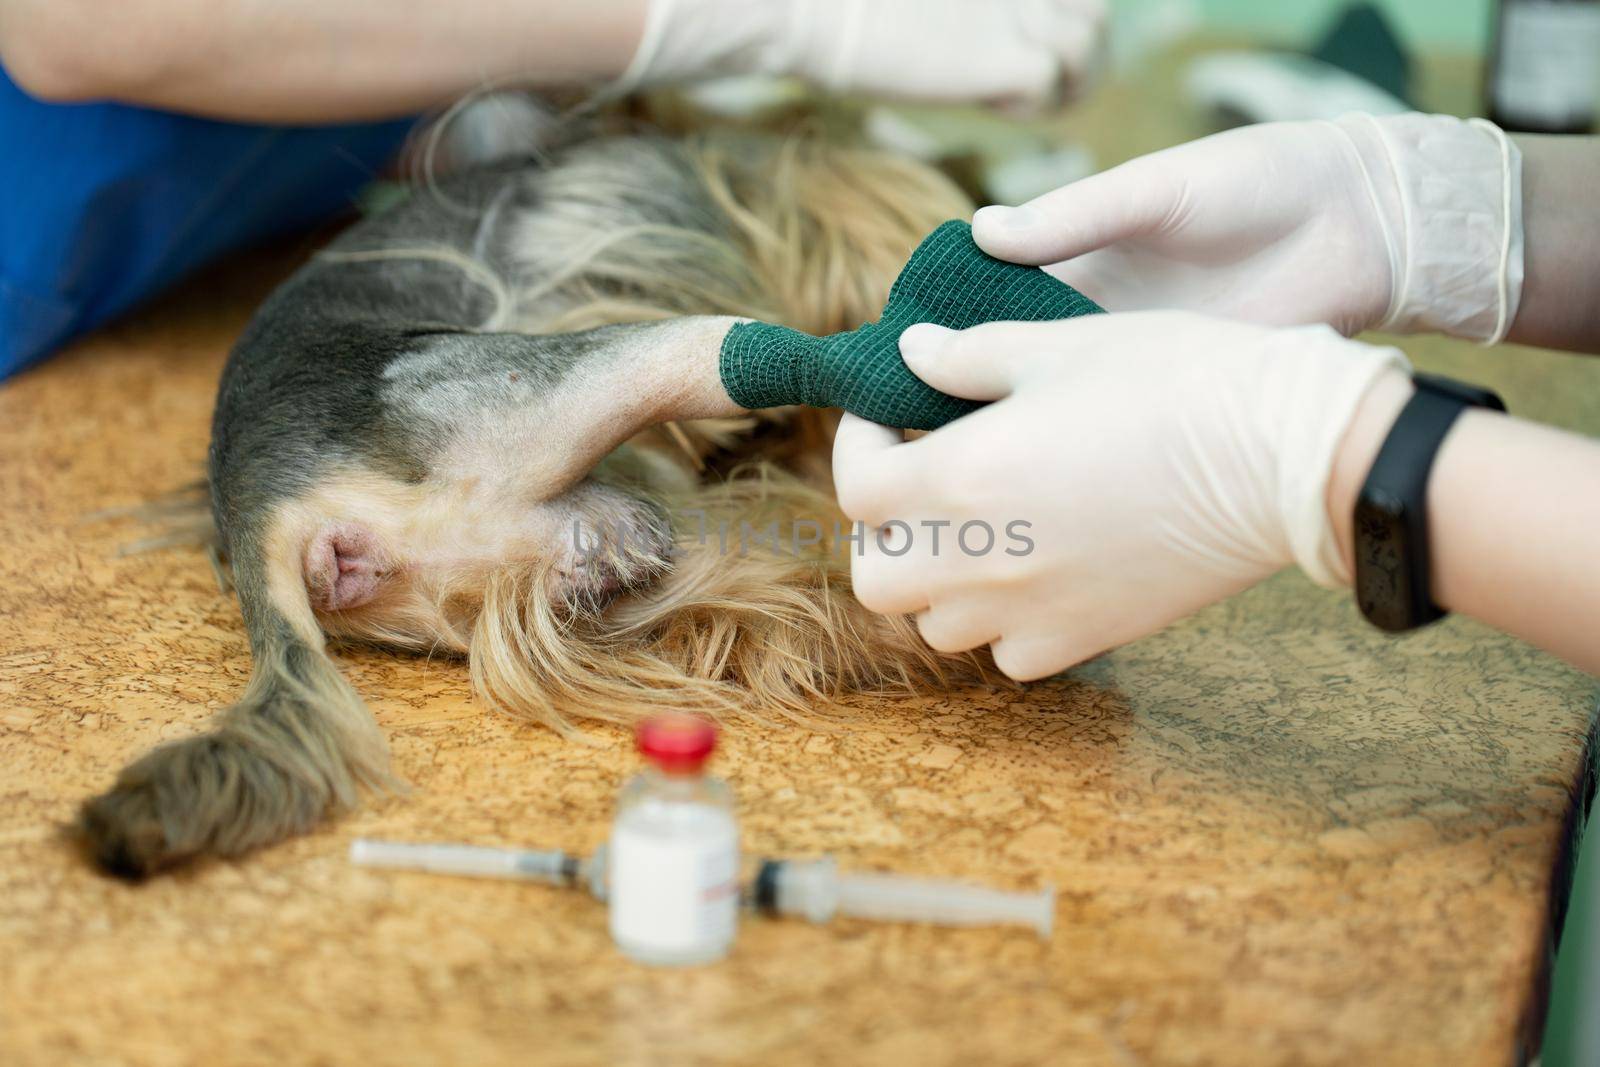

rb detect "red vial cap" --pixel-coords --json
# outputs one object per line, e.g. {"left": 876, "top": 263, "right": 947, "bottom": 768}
{"left": 637, "top": 714, "right": 717, "bottom": 773}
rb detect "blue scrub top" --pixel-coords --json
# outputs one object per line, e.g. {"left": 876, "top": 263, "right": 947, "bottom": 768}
{"left": 0, "top": 71, "right": 414, "bottom": 379}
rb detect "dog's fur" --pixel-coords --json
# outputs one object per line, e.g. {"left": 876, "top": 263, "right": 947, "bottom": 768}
{"left": 79, "top": 125, "right": 978, "bottom": 879}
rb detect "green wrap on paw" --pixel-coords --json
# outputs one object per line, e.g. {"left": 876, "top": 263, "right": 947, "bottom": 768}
{"left": 719, "top": 219, "right": 1103, "bottom": 430}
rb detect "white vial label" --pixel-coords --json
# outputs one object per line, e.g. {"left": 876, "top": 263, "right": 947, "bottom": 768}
{"left": 608, "top": 805, "right": 739, "bottom": 964}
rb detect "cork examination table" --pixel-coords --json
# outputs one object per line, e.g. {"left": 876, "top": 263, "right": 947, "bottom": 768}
{"left": 4, "top": 50, "right": 1600, "bottom": 1067}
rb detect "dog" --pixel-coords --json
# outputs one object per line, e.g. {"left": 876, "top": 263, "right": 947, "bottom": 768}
{"left": 76, "top": 118, "right": 983, "bottom": 879}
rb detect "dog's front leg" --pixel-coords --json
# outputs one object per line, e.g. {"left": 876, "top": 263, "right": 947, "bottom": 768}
{"left": 386, "top": 316, "right": 752, "bottom": 501}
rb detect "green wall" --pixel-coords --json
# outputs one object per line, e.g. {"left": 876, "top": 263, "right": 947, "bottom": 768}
{"left": 1194, "top": 0, "right": 1492, "bottom": 51}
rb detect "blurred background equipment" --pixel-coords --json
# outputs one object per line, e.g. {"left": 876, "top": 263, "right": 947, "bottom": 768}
{"left": 1185, "top": 4, "right": 1414, "bottom": 124}
{"left": 1487, "top": 0, "right": 1600, "bottom": 133}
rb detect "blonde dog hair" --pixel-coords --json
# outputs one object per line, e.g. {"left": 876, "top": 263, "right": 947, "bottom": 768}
{"left": 316, "top": 134, "right": 985, "bottom": 734}
{"left": 79, "top": 125, "right": 990, "bottom": 878}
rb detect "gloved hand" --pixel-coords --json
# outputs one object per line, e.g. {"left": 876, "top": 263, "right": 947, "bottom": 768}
{"left": 719, "top": 220, "right": 1102, "bottom": 430}
{"left": 972, "top": 113, "right": 1524, "bottom": 342}
{"left": 617, "top": 0, "right": 1106, "bottom": 107}
{"left": 832, "top": 312, "right": 1411, "bottom": 680}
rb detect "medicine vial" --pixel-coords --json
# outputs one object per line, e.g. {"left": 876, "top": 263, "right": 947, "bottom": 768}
{"left": 607, "top": 714, "right": 740, "bottom": 966}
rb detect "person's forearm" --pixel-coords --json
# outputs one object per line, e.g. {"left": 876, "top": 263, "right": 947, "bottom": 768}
{"left": 1506, "top": 134, "right": 1600, "bottom": 354}
{"left": 0, "top": 0, "right": 646, "bottom": 121}
{"left": 1427, "top": 411, "right": 1600, "bottom": 671}
{"left": 1330, "top": 375, "right": 1600, "bottom": 673}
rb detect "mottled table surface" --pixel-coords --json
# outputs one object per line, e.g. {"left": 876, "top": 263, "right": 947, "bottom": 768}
{"left": 4, "top": 50, "right": 1599, "bottom": 1067}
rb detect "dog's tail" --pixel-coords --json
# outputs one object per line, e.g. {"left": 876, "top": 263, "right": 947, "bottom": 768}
{"left": 78, "top": 518, "right": 392, "bottom": 879}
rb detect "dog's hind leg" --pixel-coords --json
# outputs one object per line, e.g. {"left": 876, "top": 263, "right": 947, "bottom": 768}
{"left": 78, "top": 515, "right": 390, "bottom": 880}
{"left": 77, "top": 314, "right": 749, "bottom": 878}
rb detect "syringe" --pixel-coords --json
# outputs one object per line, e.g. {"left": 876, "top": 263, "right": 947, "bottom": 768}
{"left": 350, "top": 839, "right": 1053, "bottom": 938}
{"left": 751, "top": 855, "right": 1055, "bottom": 939}
{"left": 349, "top": 838, "right": 600, "bottom": 894}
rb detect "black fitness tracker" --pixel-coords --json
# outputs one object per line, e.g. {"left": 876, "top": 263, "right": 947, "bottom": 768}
{"left": 1353, "top": 373, "right": 1506, "bottom": 633}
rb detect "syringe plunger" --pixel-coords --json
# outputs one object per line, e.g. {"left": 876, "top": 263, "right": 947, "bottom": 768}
{"left": 349, "top": 838, "right": 576, "bottom": 885}
{"left": 767, "top": 856, "right": 1054, "bottom": 938}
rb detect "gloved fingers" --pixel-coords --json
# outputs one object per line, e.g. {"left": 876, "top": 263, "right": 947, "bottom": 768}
{"left": 848, "top": 521, "right": 934, "bottom": 616}
{"left": 831, "top": 413, "right": 928, "bottom": 527}
{"left": 1031, "top": 0, "right": 1110, "bottom": 45}
{"left": 1022, "top": 0, "right": 1109, "bottom": 99}
{"left": 995, "top": 48, "right": 1068, "bottom": 112}
{"left": 898, "top": 322, "right": 1032, "bottom": 401}
{"left": 899, "top": 323, "right": 1020, "bottom": 403}
{"left": 995, "top": 25, "right": 1099, "bottom": 109}
{"left": 901, "top": 0, "right": 1109, "bottom": 109}
{"left": 971, "top": 158, "right": 1181, "bottom": 266}
{"left": 901, "top": 318, "right": 1110, "bottom": 400}
{"left": 989, "top": 632, "right": 1098, "bottom": 682}
{"left": 916, "top": 603, "right": 1001, "bottom": 655}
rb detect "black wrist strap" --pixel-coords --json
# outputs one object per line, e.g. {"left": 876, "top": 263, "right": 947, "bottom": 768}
{"left": 1354, "top": 374, "right": 1505, "bottom": 633}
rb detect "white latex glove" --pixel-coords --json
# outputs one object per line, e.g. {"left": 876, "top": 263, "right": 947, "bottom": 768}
{"left": 972, "top": 113, "right": 1524, "bottom": 342}
{"left": 617, "top": 0, "right": 1106, "bottom": 107}
{"left": 832, "top": 312, "right": 1410, "bottom": 680}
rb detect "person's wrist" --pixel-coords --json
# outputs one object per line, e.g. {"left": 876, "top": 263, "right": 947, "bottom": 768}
{"left": 1337, "top": 112, "right": 1524, "bottom": 342}
{"left": 1326, "top": 368, "right": 1416, "bottom": 584}
{"left": 1327, "top": 115, "right": 1407, "bottom": 334}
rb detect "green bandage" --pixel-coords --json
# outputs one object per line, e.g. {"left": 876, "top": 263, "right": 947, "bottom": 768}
{"left": 719, "top": 220, "right": 1103, "bottom": 430}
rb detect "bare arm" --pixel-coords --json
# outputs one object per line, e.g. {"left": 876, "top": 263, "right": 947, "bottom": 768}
{"left": 1330, "top": 372, "right": 1600, "bottom": 674}
{"left": 0, "top": 0, "right": 647, "bottom": 121}
{"left": 1506, "top": 134, "right": 1600, "bottom": 354}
